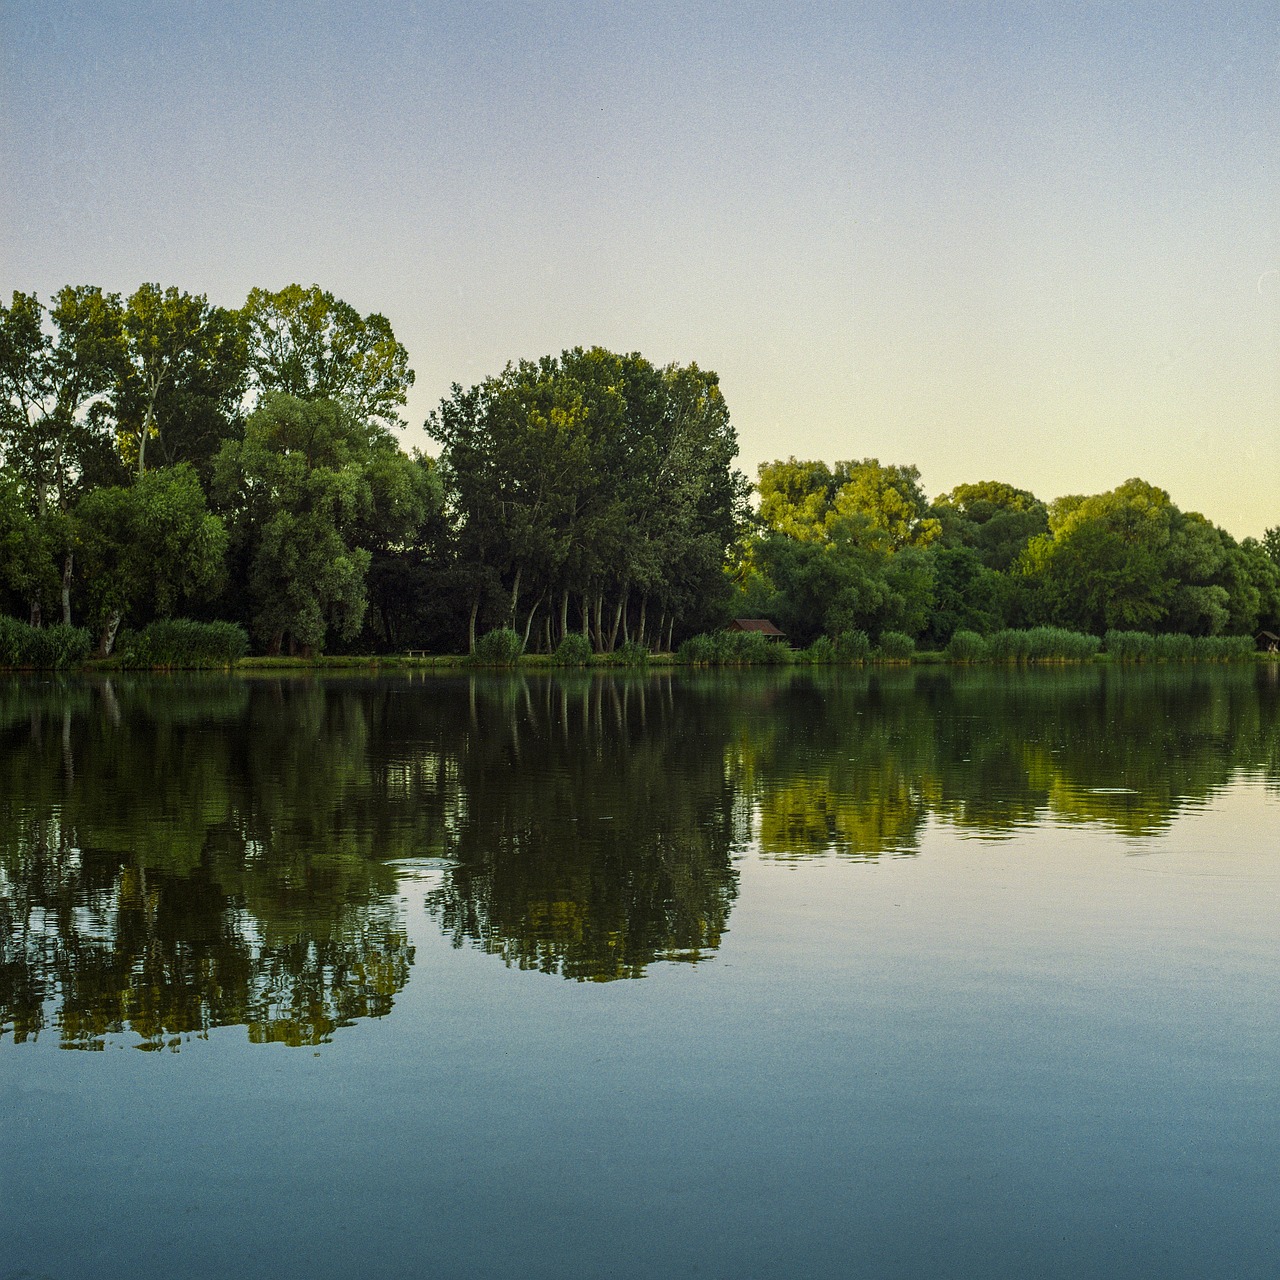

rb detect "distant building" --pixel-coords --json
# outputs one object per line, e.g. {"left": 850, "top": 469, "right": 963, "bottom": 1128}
{"left": 727, "top": 618, "right": 786, "bottom": 639}
{"left": 1258, "top": 630, "right": 1280, "bottom": 653}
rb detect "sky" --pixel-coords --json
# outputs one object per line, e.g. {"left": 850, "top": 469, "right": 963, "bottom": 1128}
{"left": 2, "top": 1, "right": 1277, "bottom": 537}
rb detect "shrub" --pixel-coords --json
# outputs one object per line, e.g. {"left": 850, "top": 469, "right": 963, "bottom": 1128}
{"left": 117, "top": 619, "right": 249, "bottom": 668}
{"left": 1106, "top": 630, "right": 1257, "bottom": 663}
{"left": 946, "top": 630, "right": 989, "bottom": 662}
{"left": 875, "top": 631, "right": 916, "bottom": 661}
{"left": 987, "top": 627, "right": 1099, "bottom": 662}
{"left": 677, "top": 630, "right": 793, "bottom": 665}
{"left": 805, "top": 635, "right": 837, "bottom": 665}
{"left": 0, "top": 616, "right": 92, "bottom": 669}
{"left": 470, "top": 627, "right": 524, "bottom": 666}
{"left": 608, "top": 640, "right": 650, "bottom": 667}
{"left": 551, "top": 633, "right": 595, "bottom": 667}
{"left": 835, "top": 629, "right": 871, "bottom": 662}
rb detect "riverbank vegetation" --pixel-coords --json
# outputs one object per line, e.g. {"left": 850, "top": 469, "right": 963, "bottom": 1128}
{"left": 3, "top": 281, "right": 1278, "bottom": 668}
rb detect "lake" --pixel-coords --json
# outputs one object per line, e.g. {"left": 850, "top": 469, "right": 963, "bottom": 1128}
{"left": 2, "top": 667, "right": 1278, "bottom": 1278}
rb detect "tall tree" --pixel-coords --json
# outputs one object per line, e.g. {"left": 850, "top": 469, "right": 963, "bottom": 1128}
{"left": 115, "top": 284, "right": 246, "bottom": 477}
{"left": 213, "top": 393, "right": 430, "bottom": 655}
{"left": 243, "top": 284, "right": 414, "bottom": 428}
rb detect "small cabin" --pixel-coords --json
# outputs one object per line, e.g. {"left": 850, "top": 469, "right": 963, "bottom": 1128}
{"left": 727, "top": 618, "right": 786, "bottom": 640}
{"left": 1258, "top": 630, "right": 1280, "bottom": 653}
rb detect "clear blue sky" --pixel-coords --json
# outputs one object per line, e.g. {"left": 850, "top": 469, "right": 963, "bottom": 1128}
{"left": 2, "top": 1, "right": 1276, "bottom": 535}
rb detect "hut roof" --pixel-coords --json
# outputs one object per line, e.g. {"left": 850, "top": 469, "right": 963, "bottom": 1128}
{"left": 728, "top": 618, "right": 786, "bottom": 637}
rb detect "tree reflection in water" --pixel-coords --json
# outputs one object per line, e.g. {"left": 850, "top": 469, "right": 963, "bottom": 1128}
{"left": 2, "top": 666, "right": 1278, "bottom": 1045}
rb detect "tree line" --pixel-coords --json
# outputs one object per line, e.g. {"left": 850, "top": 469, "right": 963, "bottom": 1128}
{"left": 2, "top": 280, "right": 1277, "bottom": 657}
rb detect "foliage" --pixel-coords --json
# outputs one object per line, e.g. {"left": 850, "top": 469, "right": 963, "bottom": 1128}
{"left": 242, "top": 283, "right": 414, "bottom": 428}
{"left": 677, "top": 630, "right": 793, "bottom": 665}
{"left": 214, "top": 393, "right": 431, "bottom": 654}
{"left": 116, "top": 619, "right": 249, "bottom": 668}
{"left": 875, "top": 631, "right": 916, "bottom": 661}
{"left": 551, "top": 632, "right": 595, "bottom": 666}
{"left": 75, "top": 463, "right": 227, "bottom": 651}
{"left": 608, "top": 640, "right": 650, "bottom": 667}
{"left": 804, "top": 635, "right": 837, "bottom": 664}
{"left": 470, "top": 627, "right": 525, "bottom": 666}
{"left": 0, "top": 616, "right": 91, "bottom": 668}
{"left": 1104, "top": 630, "right": 1256, "bottom": 662}
{"left": 429, "top": 347, "right": 749, "bottom": 654}
{"left": 985, "top": 627, "right": 1100, "bottom": 662}
{"left": 946, "top": 629, "right": 989, "bottom": 662}
{"left": 835, "top": 629, "right": 871, "bottom": 661}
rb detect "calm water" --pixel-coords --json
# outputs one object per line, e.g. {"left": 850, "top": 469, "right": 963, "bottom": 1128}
{"left": 2, "top": 667, "right": 1278, "bottom": 1279}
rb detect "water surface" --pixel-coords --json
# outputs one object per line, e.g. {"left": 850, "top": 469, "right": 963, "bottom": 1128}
{"left": 2, "top": 668, "right": 1277, "bottom": 1277}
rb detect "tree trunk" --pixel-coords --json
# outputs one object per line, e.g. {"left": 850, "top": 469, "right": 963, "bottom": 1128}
{"left": 60, "top": 552, "right": 73, "bottom": 626}
{"left": 637, "top": 595, "right": 648, "bottom": 648}
{"left": 508, "top": 566, "right": 522, "bottom": 629}
{"left": 608, "top": 592, "right": 625, "bottom": 652}
{"left": 522, "top": 591, "right": 544, "bottom": 651}
{"left": 559, "top": 589, "right": 570, "bottom": 647}
{"left": 581, "top": 593, "right": 590, "bottom": 640}
{"left": 29, "top": 599, "right": 41, "bottom": 629}
{"left": 593, "top": 594, "right": 604, "bottom": 652}
{"left": 666, "top": 614, "right": 675, "bottom": 653}
{"left": 468, "top": 595, "right": 480, "bottom": 654}
{"left": 268, "top": 630, "right": 283, "bottom": 657}
{"left": 137, "top": 379, "right": 161, "bottom": 477}
{"left": 97, "top": 611, "right": 122, "bottom": 658}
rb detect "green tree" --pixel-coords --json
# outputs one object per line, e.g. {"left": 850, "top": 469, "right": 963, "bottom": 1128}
{"left": 243, "top": 283, "right": 414, "bottom": 428}
{"left": 214, "top": 393, "right": 430, "bottom": 654}
{"left": 114, "top": 284, "right": 246, "bottom": 477}
{"left": 932, "top": 480, "right": 1048, "bottom": 570}
{"left": 75, "top": 464, "right": 228, "bottom": 654}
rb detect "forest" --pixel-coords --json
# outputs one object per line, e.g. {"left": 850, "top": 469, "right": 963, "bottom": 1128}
{"left": 2, "top": 281, "right": 1278, "bottom": 660}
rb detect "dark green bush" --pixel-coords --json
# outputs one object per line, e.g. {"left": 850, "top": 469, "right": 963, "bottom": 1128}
{"left": 677, "top": 630, "right": 793, "bottom": 665}
{"left": 987, "top": 627, "right": 1099, "bottom": 662}
{"left": 0, "top": 616, "right": 92, "bottom": 669}
{"left": 805, "top": 636, "right": 837, "bottom": 664}
{"left": 470, "top": 627, "right": 524, "bottom": 666}
{"left": 608, "top": 639, "right": 649, "bottom": 667}
{"left": 117, "top": 619, "right": 249, "bottom": 669}
{"left": 551, "top": 633, "right": 595, "bottom": 666}
{"left": 875, "top": 631, "right": 916, "bottom": 661}
{"left": 1106, "top": 630, "right": 1257, "bottom": 662}
{"left": 946, "top": 630, "right": 989, "bottom": 662}
{"left": 835, "top": 629, "right": 871, "bottom": 662}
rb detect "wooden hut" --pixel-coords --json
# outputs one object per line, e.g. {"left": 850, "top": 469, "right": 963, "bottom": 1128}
{"left": 1258, "top": 630, "right": 1280, "bottom": 653}
{"left": 727, "top": 619, "right": 786, "bottom": 639}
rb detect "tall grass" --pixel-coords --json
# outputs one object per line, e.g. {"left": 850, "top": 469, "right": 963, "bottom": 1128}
{"left": 946, "top": 630, "right": 989, "bottom": 662}
{"left": 874, "top": 631, "right": 916, "bottom": 661}
{"left": 985, "top": 628, "right": 1100, "bottom": 662}
{"left": 117, "top": 620, "right": 249, "bottom": 668}
{"left": 677, "top": 631, "right": 793, "bottom": 665}
{"left": 551, "top": 633, "right": 594, "bottom": 666}
{"left": 1105, "top": 631, "right": 1257, "bottom": 662}
{"left": 0, "top": 617, "right": 92, "bottom": 669}
{"left": 469, "top": 627, "right": 525, "bottom": 666}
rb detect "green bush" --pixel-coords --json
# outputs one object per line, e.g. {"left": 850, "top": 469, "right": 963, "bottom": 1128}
{"left": 608, "top": 640, "right": 650, "bottom": 667}
{"left": 551, "top": 633, "right": 595, "bottom": 666}
{"left": 805, "top": 635, "right": 837, "bottom": 664}
{"left": 677, "top": 630, "right": 793, "bottom": 666}
{"left": 986, "top": 627, "right": 1100, "bottom": 662}
{"left": 470, "top": 627, "right": 524, "bottom": 666}
{"left": 946, "top": 630, "right": 989, "bottom": 662}
{"left": 117, "top": 619, "right": 249, "bottom": 668}
{"left": 0, "top": 616, "right": 92, "bottom": 669}
{"left": 875, "top": 631, "right": 916, "bottom": 661}
{"left": 835, "top": 629, "right": 871, "bottom": 662}
{"left": 1106, "top": 630, "right": 1257, "bottom": 662}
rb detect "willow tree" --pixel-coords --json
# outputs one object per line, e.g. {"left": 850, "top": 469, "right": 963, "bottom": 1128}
{"left": 213, "top": 393, "right": 432, "bottom": 655}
